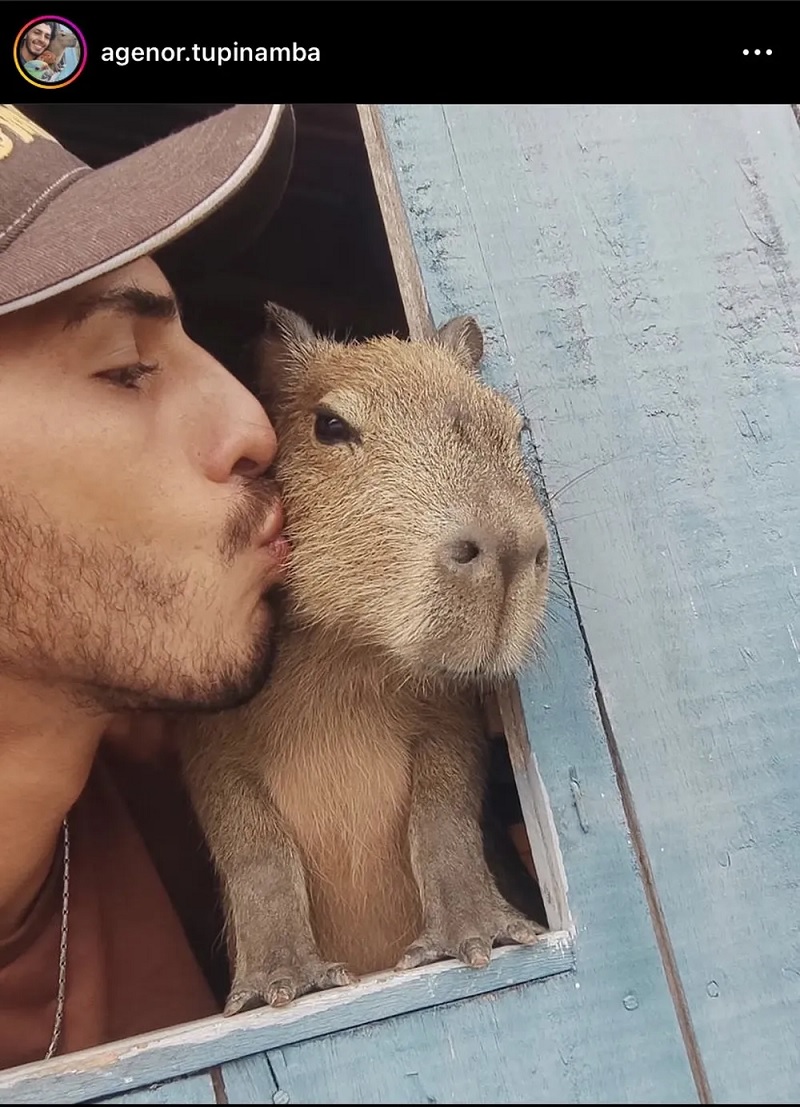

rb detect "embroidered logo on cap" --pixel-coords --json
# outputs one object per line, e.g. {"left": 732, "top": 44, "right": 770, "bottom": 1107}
{"left": 0, "top": 104, "right": 60, "bottom": 160}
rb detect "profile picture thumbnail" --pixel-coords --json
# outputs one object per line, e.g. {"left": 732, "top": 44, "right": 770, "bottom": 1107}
{"left": 15, "top": 17, "right": 86, "bottom": 88}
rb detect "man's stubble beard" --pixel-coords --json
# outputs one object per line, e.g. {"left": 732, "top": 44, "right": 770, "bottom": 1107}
{"left": 87, "top": 581, "right": 287, "bottom": 717}
{"left": 23, "top": 38, "right": 46, "bottom": 60}
{"left": 0, "top": 483, "right": 286, "bottom": 717}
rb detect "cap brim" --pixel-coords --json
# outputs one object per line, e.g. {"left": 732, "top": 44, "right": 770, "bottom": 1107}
{"left": 0, "top": 103, "right": 291, "bottom": 317}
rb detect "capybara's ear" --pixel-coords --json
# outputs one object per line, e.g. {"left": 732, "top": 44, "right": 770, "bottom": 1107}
{"left": 263, "top": 301, "right": 317, "bottom": 346}
{"left": 435, "top": 315, "right": 484, "bottom": 375}
{"left": 256, "top": 302, "right": 317, "bottom": 409}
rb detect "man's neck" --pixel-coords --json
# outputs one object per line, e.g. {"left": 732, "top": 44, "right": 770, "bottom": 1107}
{"left": 20, "top": 45, "right": 36, "bottom": 63}
{"left": 0, "top": 676, "right": 111, "bottom": 939}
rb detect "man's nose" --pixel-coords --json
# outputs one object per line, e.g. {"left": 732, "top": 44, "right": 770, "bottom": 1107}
{"left": 208, "top": 382, "right": 279, "bottom": 484}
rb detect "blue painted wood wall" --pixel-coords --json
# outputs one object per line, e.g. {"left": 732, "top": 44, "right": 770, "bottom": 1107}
{"left": 2, "top": 103, "right": 799, "bottom": 1106}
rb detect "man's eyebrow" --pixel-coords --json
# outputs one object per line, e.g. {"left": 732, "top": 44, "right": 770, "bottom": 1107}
{"left": 63, "top": 286, "right": 181, "bottom": 330}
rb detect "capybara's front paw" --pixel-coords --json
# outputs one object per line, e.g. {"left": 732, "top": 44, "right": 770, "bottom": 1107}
{"left": 225, "top": 955, "right": 358, "bottom": 1015}
{"left": 395, "top": 895, "right": 545, "bottom": 972}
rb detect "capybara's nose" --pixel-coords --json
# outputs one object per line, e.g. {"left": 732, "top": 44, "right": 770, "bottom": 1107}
{"left": 441, "top": 522, "right": 546, "bottom": 590}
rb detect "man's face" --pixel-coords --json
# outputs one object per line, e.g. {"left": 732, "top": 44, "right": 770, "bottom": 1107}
{"left": 25, "top": 24, "right": 52, "bottom": 56}
{"left": 0, "top": 257, "right": 287, "bottom": 714}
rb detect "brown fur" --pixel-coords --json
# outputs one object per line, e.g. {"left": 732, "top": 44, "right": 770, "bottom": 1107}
{"left": 174, "top": 306, "right": 550, "bottom": 1013}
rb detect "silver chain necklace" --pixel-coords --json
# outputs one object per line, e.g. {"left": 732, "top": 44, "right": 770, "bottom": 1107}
{"left": 44, "top": 817, "right": 70, "bottom": 1060}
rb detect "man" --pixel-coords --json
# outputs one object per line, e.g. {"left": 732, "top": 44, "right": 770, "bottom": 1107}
{"left": 0, "top": 103, "right": 296, "bottom": 1071}
{"left": 17, "top": 22, "right": 55, "bottom": 80}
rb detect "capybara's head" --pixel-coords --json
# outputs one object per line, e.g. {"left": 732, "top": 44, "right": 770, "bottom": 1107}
{"left": 51, "top": 26, "right": 77, "bottom": 52}
{"left": 257, "top": 304, "right": 549, "bottom": 685}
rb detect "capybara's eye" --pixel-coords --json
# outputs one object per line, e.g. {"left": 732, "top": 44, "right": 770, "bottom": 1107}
{"left": 314, "top": 409, "right": 355, "bottom": 446}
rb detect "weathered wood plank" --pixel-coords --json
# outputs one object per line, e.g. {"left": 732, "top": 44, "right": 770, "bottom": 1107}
{"left": 357, "top": 104, "right": 433, "bottom": 339}
{"left": 268, "top": 962, "right": 695, "bottom": 1105}
{"left": 94, "top": 1072, "right": 217, "bottom": 1104}
{"left": 0, "top": 939, "right": 573, "bottom": 1104}
{"left": 379, "top": 103, "right": 800, "bottom": 1103}
{"left": 216, "top": 1053, "right": 278, "bottom": 1104}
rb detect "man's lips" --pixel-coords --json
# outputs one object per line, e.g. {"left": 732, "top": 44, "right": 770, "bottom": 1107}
{"left": 256, "top": 501, "right": 285, "bottom": 547}
{"left": 256, "top": 503, "right": 289, "bottom": 569}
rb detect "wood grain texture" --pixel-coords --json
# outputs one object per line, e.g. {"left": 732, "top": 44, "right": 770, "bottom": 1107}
{"left": 0, "top": 940, "right": 573, "bottom": 1104}
{"left": 378, "top": 103, "right": 800, "bottom": 1103}
{"left": 500, "top": 677, "right": 572, "bottom": 932}
{"left": 93, "top": 1072, "right": 217, "bottom": 1104}
{"left": 357, "top": 104, "right": 433, "bottom": 339}
{"left": 217, "top": 1053, "right": 279, "bottom": 1104}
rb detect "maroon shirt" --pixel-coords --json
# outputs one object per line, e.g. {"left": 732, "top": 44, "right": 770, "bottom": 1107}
{"left": 0, "top": 725, "right": 226, "bottom": 1072}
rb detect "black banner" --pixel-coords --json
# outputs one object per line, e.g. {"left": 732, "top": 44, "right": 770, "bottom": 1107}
{"left": 0, "top": 1, "right": 794, "bottom": 103}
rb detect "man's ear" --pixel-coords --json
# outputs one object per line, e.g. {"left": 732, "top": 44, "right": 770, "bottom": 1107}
{"left": 256, "top": 302, "right": 317, "bottom": 409}
{"left": 435, "top": 315, "right": 484, "bottom": 376}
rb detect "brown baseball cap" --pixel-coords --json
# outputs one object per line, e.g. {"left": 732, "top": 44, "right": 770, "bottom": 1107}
{"left": 0, "top": 103, "right": 294, "bottom": 317}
